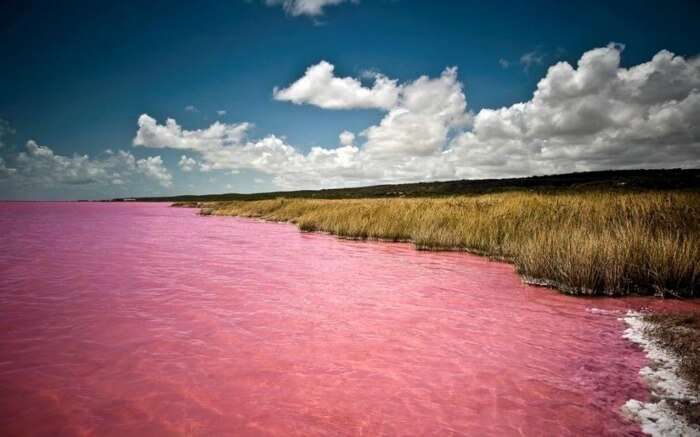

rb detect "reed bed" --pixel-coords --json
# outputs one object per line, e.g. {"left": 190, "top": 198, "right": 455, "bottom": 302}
{"left": 191, "top": 191, "right": 700, "bottom": 297}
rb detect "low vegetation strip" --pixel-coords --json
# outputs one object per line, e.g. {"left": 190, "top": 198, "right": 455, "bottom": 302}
{"left": 178, "top": 191, "right": 699, "bottom": 297}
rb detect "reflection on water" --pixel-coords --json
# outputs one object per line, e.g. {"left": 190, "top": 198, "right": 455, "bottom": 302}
{"left": 0, "top": 202, "right": 696, "bottom": 436}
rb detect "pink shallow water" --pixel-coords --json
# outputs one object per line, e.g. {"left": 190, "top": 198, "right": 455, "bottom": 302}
{"left": 0, "top": 203, "right": 698, "bottom": 436}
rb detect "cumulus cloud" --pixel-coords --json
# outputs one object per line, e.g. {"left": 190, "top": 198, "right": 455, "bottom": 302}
{"left": 134, "top": 115, "right": 308, "bottom": 183}
{"left": 136, "top": 156, "right": 172, "bottom": 187}
{"left": 179, "top": 155, "right": 197, "bottom": 172}
{"left": 339, "top": 130, "right": 355, "bottom": 146}
{"left": 134, "top": 62, "right": 471, "bottom": 188}
{"left": 362, "top": 67, "right": 470, "bottom": 158}
{"left": 265, "top": 0, "right": 352, "bottom": 17}
{"left": 185, "top": 105, "right": 199, "bottom": 113}
{"left": 1, "top": 141, "right": 173, "bottom": 190}
{"left": 134, "top": 44, "right": 700, "bottom": 189}
{"left": 217, "top": 110, "right": 227, "bottom": 116}
{"left": 452, "top": 43, "right": 700, "bottom": 177}
{"left": 273, "top": 61, "right": 400, "bottom": 109}
{"left": 134, "top": 115, "right": 252, "bottom": 151}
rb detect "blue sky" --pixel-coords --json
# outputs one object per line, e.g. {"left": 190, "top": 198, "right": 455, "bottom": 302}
{"left": 1, "top": 0, "right": 699, "bottom": 199}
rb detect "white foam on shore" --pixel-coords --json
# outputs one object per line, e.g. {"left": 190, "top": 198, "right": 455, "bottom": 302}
{"left": 586, "top": 307, "right": 621, "bottom": 315}
{"left": 621, "top": 311, "right": 700, "bottom": 436}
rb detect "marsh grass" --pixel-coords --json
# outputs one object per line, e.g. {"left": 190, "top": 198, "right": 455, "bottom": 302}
{"left": 187, "top": 191, "right": 700, "bottom": 296}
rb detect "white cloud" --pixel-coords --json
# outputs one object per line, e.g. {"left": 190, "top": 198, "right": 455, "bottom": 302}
{"left": 520, "top": 50, "right": 544, "bottom": 72}
{"left": 136, "top": 156, "right": 173, "bottom": 187}
{"left": 134, "top": 115, "right": 302, "bottom": 175}
{"left": 362, "top": 67, "right": 470, "bottom": 158}
{"left": 339, "top": 130, "right": 355, "bottom": 146}
{"left": 499, "top": 58, "right": 510, "bottom": 69}
{"left": 134, "top": 62, "right": 471, "bottom": 188}
{"left": 178, "top": 155, "right": 197, "bottom": 172}
{"left": 133, "top": 115, "right": 252, "bottom": 151}
{"left": 185, "top": 105, "right": 199, "bottom": 113}
{"left": 134, "top": 114, "right": 365, "bottom": 188}
{"left": 2, "top": 140, "right": 173, "bottom": 189}
{"left": 452, "top": 43, "right": 700, "bottom": 177}
{"left": 264, "top": 0, "right": 352, "bottom": 17}
{"left": 217, "top": 110, "right": 227, "bottom": 116}
{"left": 273, "top": 61, "right": 399, "bottom": 109}
{"left": 134, "top": 44, "right": 700, "bottom": 190}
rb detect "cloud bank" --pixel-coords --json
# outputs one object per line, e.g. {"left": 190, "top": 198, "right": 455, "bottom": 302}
{"left": 9, "top": 43, "right": 695, "bottom": 197}
{"left": 133, "top": 44, "right": 700, "bottom": 189}
{"left": 0, "top": 140, "right": 172, "bottom": 199}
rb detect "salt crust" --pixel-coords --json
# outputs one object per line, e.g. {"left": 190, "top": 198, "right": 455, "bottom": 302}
{"left": 621, "top": 311, "right": 700, "bottom": 437}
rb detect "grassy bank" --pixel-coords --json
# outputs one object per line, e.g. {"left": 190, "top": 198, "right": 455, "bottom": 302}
{"left": 180, "top": 191, "right": 700, "bottom": 297}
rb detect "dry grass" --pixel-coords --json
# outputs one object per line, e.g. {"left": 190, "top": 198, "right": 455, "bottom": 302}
{"left": 189, "top": 191, "right": 700, "bottom": 296}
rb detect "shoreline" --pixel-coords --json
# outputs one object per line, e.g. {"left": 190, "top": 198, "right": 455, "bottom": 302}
{"left": 207, "top": 207, "right": 606, "bottom": 296}
{"left": 198, "top": 202, "right": 599, "bottom": 294}
{"left": 177, "top": 198, "right": 700, "bottom": 434}
{"left": 181, "top": 192, "right": 700, "bottom": 298}
{"left": 623, "top": 313, "right": 700, "bottom": 436}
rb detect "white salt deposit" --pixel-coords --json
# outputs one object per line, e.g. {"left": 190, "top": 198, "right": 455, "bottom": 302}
{"left": 586, "top": 307, "right": 620, "bottom": 316}
{"left": 621, "top": 311, "right": 700, "bottom": 437}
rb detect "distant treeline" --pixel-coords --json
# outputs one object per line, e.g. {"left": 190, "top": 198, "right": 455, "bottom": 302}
{"left": 114, "top": 169, "right": 700, "bottom": 202}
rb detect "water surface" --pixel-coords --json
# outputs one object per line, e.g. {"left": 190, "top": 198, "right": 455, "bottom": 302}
{"left": 0, "top": 202, "right": 696, "bottom": 436}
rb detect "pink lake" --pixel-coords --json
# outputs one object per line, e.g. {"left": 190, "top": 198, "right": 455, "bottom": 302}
{"left": 0, "top": 202, "right": 697, "bottom": 436}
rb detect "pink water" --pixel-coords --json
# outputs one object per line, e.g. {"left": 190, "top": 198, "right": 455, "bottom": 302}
{"left": 0, "top": 202, "right": 697, "bottom": 436}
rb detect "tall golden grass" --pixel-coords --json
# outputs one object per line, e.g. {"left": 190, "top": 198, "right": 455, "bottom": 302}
{"left": 193, "top": 191, "right": 700, "bottom": 296}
